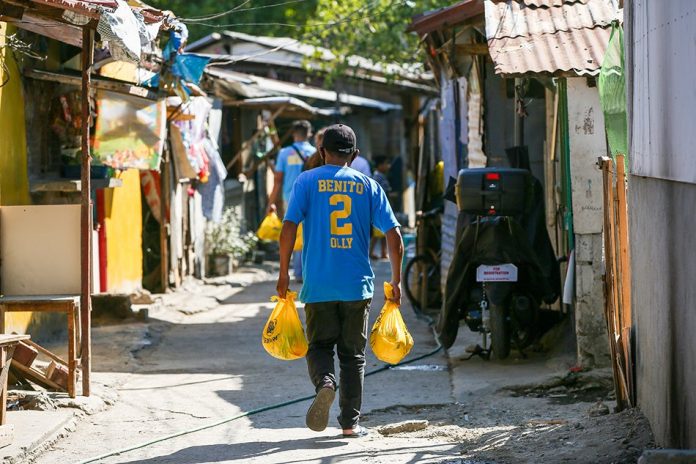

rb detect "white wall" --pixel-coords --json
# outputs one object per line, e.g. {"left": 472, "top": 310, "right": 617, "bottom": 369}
{"left": 567, "top": 78, "right": 605, "bottom": 236}
{"left": 566, "top": 78, "right": 610, "bottom": 367}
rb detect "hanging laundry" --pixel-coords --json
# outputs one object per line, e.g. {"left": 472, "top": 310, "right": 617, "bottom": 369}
{"left": 96, "top": 0, "right": 143, "bottom": 63}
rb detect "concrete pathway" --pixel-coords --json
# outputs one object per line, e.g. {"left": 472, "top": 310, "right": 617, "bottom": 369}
{"left": 35, "top": 261, "right": 455, "bottom": 464}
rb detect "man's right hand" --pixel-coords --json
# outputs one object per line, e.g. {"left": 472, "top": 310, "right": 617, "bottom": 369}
{"left": 267, "top": 203, "right": 277, "bottom": 215}
{"left": 277, "top": 272, "right": 290, "bottom": 299}
{"left": 388, "top": 281, "right": 402, "bottom": 306}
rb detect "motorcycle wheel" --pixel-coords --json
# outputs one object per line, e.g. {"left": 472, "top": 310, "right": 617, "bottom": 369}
{"left": 489, "top": 303, "right": 511, "bottom": 359}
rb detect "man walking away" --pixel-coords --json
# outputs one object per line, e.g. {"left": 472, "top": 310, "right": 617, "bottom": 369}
{"left": 277, "top": 124, "right": 403, "bottom": 438}
{"left": 269, "top": 120, "right": 316, "bottom": 281}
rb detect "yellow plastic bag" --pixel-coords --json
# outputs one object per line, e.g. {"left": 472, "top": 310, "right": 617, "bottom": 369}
{"left": 373, "top": 227, "right": 385, "bottom": 238}
{"left": 369, "top": 283, "right": 414, "bottom": 364}
{"left": 262, "top": 291, "right": 308, "bottom": 361}
{"left": 294, "top": 223, "right": 303, "bottom": 251}
{"left": 257, "top": 212, "right": 282, "bottom": 241}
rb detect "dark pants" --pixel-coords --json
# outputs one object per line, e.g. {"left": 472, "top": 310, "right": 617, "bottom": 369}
{"left": 305, "top": 299, "right": 371, "bottom": 429}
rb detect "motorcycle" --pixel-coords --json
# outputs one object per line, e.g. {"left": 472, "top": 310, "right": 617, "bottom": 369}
{"left": 437, "top": 167, "right": 561, "bottom": 359}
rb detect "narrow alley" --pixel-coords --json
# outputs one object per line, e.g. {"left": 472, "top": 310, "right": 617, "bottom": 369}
{"left": 1, "top": 0, "right": 695, "bottom": 462}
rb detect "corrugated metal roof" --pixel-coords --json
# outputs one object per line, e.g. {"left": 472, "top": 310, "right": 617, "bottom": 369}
{"left": 205, "top": 67, "right": 402, "bottom": 112}
{"left": 485, "top": 0, "right": 615, "bottom": 39}
{"left": 488, "top": 27, "right": 611, "bottom": 75}
{"left": 485, "top": 0, "right": 618, "bottom": 76}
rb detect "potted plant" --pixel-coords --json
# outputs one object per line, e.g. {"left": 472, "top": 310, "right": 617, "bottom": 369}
{"left": 205, "top": 209, "right": 259, "bottom": 276}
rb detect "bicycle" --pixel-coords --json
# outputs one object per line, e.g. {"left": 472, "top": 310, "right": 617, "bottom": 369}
{"left": 404, "top": 206, "right": 443, "bottom": 318}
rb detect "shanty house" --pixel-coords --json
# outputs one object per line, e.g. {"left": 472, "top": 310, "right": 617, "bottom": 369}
{"left": 409, "top": 0, "right": 620, "bottom": 366}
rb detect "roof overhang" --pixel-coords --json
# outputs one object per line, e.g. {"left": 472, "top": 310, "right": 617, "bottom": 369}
{"left": 227, "top": 97, "right": 337, "bottom": 120}
{"left": 205, "top": 67, "right": 402, "bottom": 113}
{"left": 0, "top": 0, "right": 169, "bottom": 47}
{"left": 408, "top": 0, "right": 484, "bottom": 36}
{"left": 24, "top": 68, "right": 160, "bottom": 100}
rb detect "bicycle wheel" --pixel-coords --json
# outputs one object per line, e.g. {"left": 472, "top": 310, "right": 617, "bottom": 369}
{"left": 405, "top": 254, "right": 437, "bottom": 315}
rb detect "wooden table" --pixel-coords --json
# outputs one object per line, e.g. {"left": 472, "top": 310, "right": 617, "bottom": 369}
{"left": 0, "top": 334, "right": 30, "bottom": 448}
{"left": 0, "top": 296, "right": 81, "bottom": 398}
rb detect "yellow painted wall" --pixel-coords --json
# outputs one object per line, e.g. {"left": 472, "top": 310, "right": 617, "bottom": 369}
{"left": 104, "top": 169, "right": 143, "bottom": 293}
{"left": 0, "top": 23, "right": 33, "bottom": 332}
{"left": 98, "top": 62, "right": 143, "bottom": 294}
{"left": 0, "top": 24, "right": 30, "bottom": 207}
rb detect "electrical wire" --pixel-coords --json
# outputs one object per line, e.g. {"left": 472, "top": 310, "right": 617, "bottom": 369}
{"left": 193, "top": 0, "right": 405, "bottom": 29}
{"left": 182, "top": 0, "right": 309, "bottom": 23}
{"left": 76, "top": 328, "right": 444, "bottom": 464}
{"left": 201, "top": 0, "right": 406, "bottom": 67}
{"left": 179, "top": 0, "right": 252, "bottom": 21}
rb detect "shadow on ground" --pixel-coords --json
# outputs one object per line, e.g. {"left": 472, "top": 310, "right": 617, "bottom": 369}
{"left": 117, "top": 439, "right": 462, "bottom": 464}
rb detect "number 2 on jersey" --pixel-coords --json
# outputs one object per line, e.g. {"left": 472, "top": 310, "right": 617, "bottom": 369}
{"left": 330, "top": 194, "right": 352, "bottom": 235}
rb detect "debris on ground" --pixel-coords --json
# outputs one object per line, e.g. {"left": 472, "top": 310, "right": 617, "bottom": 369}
{"left": 8, "top": 391, "right": 58, "bottom": 411}
{"left": 130, "top": 290, "right": 156, "bottom": 305}
{"left": 377, "top": 420, "right": 429, "bottom": 435}
{"left": 504, "top": 368, "right": 615, "bottom": 404}
{"left": 8, "top": 384, "right": 118, "bottom": 415}
{"left": 588, "top": 400, "right": 611, "bottom": 417}
{"left": 362, "top": 396, "right": 654, "bottom": 463}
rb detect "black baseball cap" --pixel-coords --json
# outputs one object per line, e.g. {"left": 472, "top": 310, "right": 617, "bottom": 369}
{"left": 321, "top": 124, "right": 357, "bottom": 155}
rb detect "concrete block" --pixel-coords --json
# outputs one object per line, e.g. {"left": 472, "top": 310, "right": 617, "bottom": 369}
{"left": 575, "top": 233, "right": 602, "bottom": 263}
{"left": 638, "top": 450, "right": 696, "bottom": 464}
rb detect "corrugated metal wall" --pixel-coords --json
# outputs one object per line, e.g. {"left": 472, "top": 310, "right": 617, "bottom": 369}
{"left": 628, "top": 0, "right": 696, "bottom": 448}
{"left": 630, "top": 0, "right": 696, "bottom": 184}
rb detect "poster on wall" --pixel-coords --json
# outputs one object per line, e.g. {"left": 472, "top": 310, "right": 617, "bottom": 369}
{"left": 93, "top": 90, "right": 166, "bottom": 171}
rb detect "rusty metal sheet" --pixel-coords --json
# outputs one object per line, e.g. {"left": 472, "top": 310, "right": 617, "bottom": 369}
{"left": 487, "top": 26, "right": 611, "bottom": 75}
{"left": 485, "top": 0, "right": 617, "bottom": 76}
{"left": 486, "top": 0, "right": 616, "bottom": 39}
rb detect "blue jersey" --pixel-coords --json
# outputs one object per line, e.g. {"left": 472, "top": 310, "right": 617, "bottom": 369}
{"left": 284, "top": 165, "right": 400, "bottom": 303}
{"left": 276, "top": 141, "right": 316, "bottom": 203}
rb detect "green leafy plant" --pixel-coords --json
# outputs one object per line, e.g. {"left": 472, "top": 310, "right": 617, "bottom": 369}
{"left": 205, "top": 208, "right": 258, "bottom": 260}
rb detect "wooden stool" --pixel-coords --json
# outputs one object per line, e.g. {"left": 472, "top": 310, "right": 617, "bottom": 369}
{"left": 0, "top": 296, "right": 80, "bottom": 398}
{"left": 0, "top": 334, "right": 30, "bottom": 448}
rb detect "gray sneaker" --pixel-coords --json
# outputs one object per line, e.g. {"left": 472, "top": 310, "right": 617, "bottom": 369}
{"left": 306, "top": 386, "right": 335, "bottom": 432}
